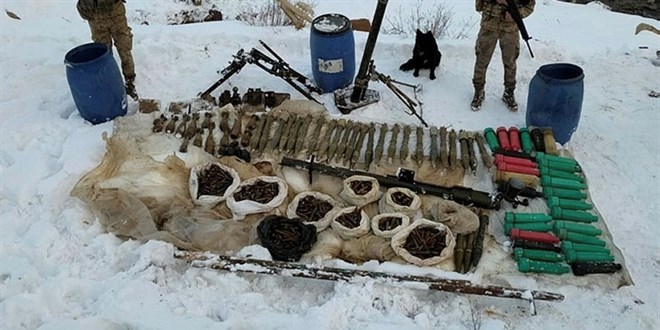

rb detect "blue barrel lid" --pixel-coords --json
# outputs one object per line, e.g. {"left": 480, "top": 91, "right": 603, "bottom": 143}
{"left": 65, "top": 42, "right": 109, "bottom": 66}
{"left": 312, "top": 13, "right": 351, "bottom": 35}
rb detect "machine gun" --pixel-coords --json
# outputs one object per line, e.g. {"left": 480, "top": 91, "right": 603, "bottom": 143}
{"left": 199, "top": 40, "right": 323, "bottom": 104}
{"left": 505, "top": 0, "right": 534, "bottom": 58}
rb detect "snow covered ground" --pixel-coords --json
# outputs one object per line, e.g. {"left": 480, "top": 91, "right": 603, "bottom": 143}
{"left": 1, "top": 0, "right": 659, "bottom": 329}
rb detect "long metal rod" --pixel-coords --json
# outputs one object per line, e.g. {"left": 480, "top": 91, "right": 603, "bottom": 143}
{"left": 175, "top": 251, "right": 564, "bottom": 302}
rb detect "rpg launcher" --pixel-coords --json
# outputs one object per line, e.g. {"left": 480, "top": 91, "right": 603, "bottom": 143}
{"left": 280, "top": 156, "right": 500, "bottom": 209}
{"left": 505, "top": 0, "right": 534, "bottom": 58}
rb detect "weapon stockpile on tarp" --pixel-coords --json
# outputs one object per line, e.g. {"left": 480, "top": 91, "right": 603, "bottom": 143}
{"left": 71, "top": 94, "right": 633, "bottom": 313}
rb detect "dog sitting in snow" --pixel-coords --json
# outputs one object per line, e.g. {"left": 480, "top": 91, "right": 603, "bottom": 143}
{"left": 399, "top": 29, "right": 442, "bottom": 80}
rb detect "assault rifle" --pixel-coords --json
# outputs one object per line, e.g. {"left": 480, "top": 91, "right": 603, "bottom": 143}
{"left": 505, "top": 0, "right": 534, "bottom": 58}
{"left": 199, "top": 40, "right": 322, "bottom": 103}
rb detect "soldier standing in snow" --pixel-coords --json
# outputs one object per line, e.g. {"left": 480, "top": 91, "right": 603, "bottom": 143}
{"left": 471, "top": 0, "right": 535, "bottom": 111}
{"left": 77, "top": 0, "right": 138, "bottom": 100}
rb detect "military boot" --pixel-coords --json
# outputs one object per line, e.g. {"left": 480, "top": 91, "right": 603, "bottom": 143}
{"left": 471, "top": 89, "right": 485, "bottom": 111}
{"left": 125, "top": 78, "right": 138, "bottom": 101}
{"left": 502, "top": 88, "right": 518, "bottom": 112}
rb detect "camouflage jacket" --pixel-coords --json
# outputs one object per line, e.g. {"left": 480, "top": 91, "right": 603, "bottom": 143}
{"left": 77, "top": 0, "right": 125, "bottom": 21}
{"left": 475, "top": 0, "right": 535, "bottom": 32}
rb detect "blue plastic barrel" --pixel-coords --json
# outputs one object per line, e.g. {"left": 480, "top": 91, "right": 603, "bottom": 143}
{"left": 310, "top": 13, "right": 355, "bottom": 93}
{"left": 64, "top": 43, "right": 127, "bottom": 125}
{"left": 526, "top": 63, "right": 585, "bottom": 144}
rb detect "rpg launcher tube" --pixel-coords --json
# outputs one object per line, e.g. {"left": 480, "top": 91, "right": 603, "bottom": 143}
{"left": 510, "top": 228, "right": 560, "bottom": 245}
{"left": 561, "top": 241, "right": 610, "bottom": 254}
{"left": 514, "top": 248, "right": 564, "bottom": 262}
{"left": 548, "top": 197, "right": 593, "bottom": 211}
{"left": 540, "top": 167, "right": 585, "bottom": 183}
{"left": 564, "top": 250, "right": 614, "bottom": 263}
{"left": 543, "top": 187, "right": 587, "bottom": 200}
{"left": 530, "top": 128, "right": 546, "bottom": 152}
{"left": 536, "top": 152, "right": 578, "bottom": 166}
{"left": 555, "top": 228, "right": 606, "bottom": 246}
{"left": 495, "top": 170, "right": 540, "bottom": 187}
{"left": 554, "top": 221, "right": 602, "bottom": 236}
{"left": 541, "top": 176, "right": 586, "bottom": 190}
{"left": 497, "top": 163, "right": 540, "bottom": 176}
{"left": 571, "top": 262, "right": 622, "bottom": 276}
{"left": 494, "top": 154, "right": 537, "bottom": 168}
{"left": 505, "top": 222, "right": 553, "bottom": 235}
{"left": 483, "top": 127, "right": 500, "bottom": 151}
{"left": 508, "top": 127, "right": 521, "bottom": 152}
{"left": 542, "top": 129, "right": 559, "bottom": 155}
{"left": 550, "top": 207, "right": 598, "bottom": 223}
{"left": 496, "top": 126, "right": 511, "bottom": 151}
{"left": 505, "top": 212, "right": 552, "bottom": 223}
{"left": 513, "top": 239, "right": 562, "bottom": 253}
{"left": 518, "top": 258, "right": 570, "bottom": 275}
{"left": 519, "top": 127, "right": 534, "bottom": 154}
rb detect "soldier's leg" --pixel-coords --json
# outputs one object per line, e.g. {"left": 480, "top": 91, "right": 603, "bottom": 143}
{"left": 88, "top": 20, "right": 113, "bottom": 49}
{"left": 110, "top": 15, "right": 135, "bottom": 81}
{"left": 499, "top": 29, "right": 520, "bottom": 93}
{"left": 472, "top": 27, "right": 499, "bottom": 91}
{"left": 471, "top": 27, "right": 498, "bottom": 110}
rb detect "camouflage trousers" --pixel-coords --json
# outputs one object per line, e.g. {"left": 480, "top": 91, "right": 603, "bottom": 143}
{"left": 472, "top": 22, "right": 520, "bottom": 92}
{"left": 88, "top": 15, "right": 135, "bottom": 81}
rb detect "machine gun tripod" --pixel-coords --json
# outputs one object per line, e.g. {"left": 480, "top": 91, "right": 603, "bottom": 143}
{"left": 199, "top": 40, "right": 323, "bottom": 104}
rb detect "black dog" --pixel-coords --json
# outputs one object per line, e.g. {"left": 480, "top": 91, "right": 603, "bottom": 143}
{"left": 399, "top": 29, "right": 442, "bottom": 80}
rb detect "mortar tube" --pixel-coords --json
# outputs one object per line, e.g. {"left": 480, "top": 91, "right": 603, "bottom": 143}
{"left": 483, "top": 127, "right": 500, "bottom": 151}
{"left": 541, "top": 176, "right": 587, "bottom": 190}
{"left": 508, "top": 126, "right": 521, "bottom": 152}
{"left": 494, "top": 154, "right": 538, "bottom": 168}
{"left": 519, "top": 127, "right": 534, "bottom": 154}
{"left": 496, "top": 126, "right": 511, "bottom": 151}
{"left": 555, "top": 228, "right": 606, "bottom": 246}
{"left": 513, "top": 239, "right": 562, "bottom": 253}
{"left": 494, "top": 170, "right": 540, "bottom": 187}
{"left": 497, "top": 162, "right": 540, "bottom": 176}
{"left": 564, "top": 250, "right": 614, "bottom": 263}
{"left": 505, "top": 222, "right": 554, "bottom": 235}
{"left": 539, "top": 158, "right": 583, "bottom": 173}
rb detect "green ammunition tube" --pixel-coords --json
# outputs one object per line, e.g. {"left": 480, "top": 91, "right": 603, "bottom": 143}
{"left": 564, "top": 250, "right": 615, "bottom": 263}
{"left": 540, "top": 167, "right": 585, "bottom": 183}
{"left": 505, "top": 222, "right": 554, "bottom": 235}
{"left": 550, "top": 207, "right": 598, "bottom": 223}
{"left": 541, "top": 176, "right": 587, "bottom": 190}
{"left": 547, "top": 197, "right": 593, "bottom": 210}
{"left": 543, "top": 187, "right": 587, "bottom": 200}
{"left": 536, "top": 152, "right": 578, "bottom": 166}
{"left": 539, "top": 159, "right": 582, "bottom": 173}
{"left": 554, "top": 221, "right": 602, "bottom": 236}
{"left": 517, "top": 258, "right": 570, "bottom": 275}
{"left": 561, "top": 241, "right": 610, "bottom": 254}
{"left": 519, "top": 127, "right": 534, "bottom": 154}
{"left": 483, "top": 127, "right": 500, "bottom": 151}
{"left": 514, "top": 248, "right": 564, "bottom": 262}
{"left": 505, "top": 212, "right": 553, "bottom": 223}
{"left": 556, "top": 228, "right": 606, "bottom": 246}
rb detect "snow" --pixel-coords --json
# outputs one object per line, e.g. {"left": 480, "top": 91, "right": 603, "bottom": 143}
{"left": 1, "top": 0, "right": 659, "bottom": 329}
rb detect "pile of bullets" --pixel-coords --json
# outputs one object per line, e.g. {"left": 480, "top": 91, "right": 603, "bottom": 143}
{"left": 196, "top": 164, "right": 235, "bottom": 197}
{"left": 233, "top": 180, "right": 279, "bottom": 204}
{"left": 295, "top": 196, "right": 334, "bottom": 223}
{"left": 402, "top": 226, "right": 447, "bottom": 260}
{"left": 335, "top": 209, "right": 362, "bottom": 229}
{"left": 378, "top": 216, "right": 403, "bottom": 232}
